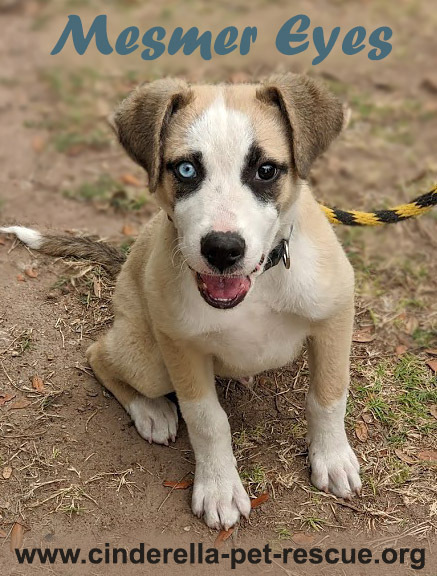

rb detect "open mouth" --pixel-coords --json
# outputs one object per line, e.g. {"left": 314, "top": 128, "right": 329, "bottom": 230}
{"left": 195, "top": 273, "right": 251, "bottom": 309}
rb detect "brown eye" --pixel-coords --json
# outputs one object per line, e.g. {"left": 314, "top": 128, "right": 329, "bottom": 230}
{"left": 256, "top": 163, "right": 278, "bottom": 181}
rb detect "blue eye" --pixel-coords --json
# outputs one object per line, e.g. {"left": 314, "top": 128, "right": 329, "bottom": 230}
{"left": 176, "top": 161, "right": 197, "bottom": 180}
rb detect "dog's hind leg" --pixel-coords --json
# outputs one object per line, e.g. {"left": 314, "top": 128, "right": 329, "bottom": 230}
{"left": 86, "top": 332, "right": 178, "bottom": 446}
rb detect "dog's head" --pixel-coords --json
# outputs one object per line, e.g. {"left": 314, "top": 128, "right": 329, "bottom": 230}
{"left": 111, "top": 73, "right": 345, "bottom": 309}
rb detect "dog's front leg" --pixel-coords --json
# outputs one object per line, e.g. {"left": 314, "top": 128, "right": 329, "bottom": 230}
{"left": 157, "top": 332, "right": 251, "bottom": 529}
{"left": 306, "top": 303, "right": 362, "bottom": 498}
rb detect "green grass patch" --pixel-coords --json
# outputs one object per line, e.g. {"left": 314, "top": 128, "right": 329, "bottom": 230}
{"left": 387, "top": 458, "right": 410, "bottom": 486}
{"left": 276, "top": 527, "right": 292, "bottom": 540}
{"left": 240, "top": 463, "right": 269, "bottom": 496}
{"left": 412, "top": 328, "right": 436, "bottom": 348}
{"left": 63, "top": 174, "right": 149, "bottom": 211}
{"left": 241, "top": 464, "right": 266, "bottom": 485}
{"left": 63, "top": 174, "right": 118, "bottom": 202}
{"left": 354, "top": 355, "right": 436, "bottom": 441}
{"left": 299, "top": 516, "right": 327, "bottom": 531}
{"left": 53, "top": 129, "right": 109, "bottom": 154}
{"left": 32, "top": 67, "right": 117, "bottom": 155}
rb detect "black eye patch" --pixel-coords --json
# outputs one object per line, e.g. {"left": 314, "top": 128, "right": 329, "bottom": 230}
{"left": 166, "top": 152, "right": 205, "bottom": 199}
{"left": 241, "top": 144, "right": 288, "bottom": 203}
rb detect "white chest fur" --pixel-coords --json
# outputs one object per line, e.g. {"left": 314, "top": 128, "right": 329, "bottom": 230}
{"left": 201, "top": 299, "right": 309, "bottom": 376}
{"left": 174, "top": 262, "right": 313, "bottom": 377}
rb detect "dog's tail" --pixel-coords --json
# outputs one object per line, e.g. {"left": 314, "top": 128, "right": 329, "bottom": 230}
{"left": 0, "top": 226, "right": 126, "bottom": 277}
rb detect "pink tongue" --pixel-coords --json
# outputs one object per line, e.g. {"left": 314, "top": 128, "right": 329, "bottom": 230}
{"left": 201, "top": 275, "right": 250, "bottom": 300}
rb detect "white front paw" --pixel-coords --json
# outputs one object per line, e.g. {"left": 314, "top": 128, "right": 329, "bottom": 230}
{"left": 307, "top": 434, "right": 361, "bottom": 498}
{"left": 192, "top": 464, "right": 251, "bottom": 530}
{"left": 128, "top": 396, "right": 178, "bottom": 446}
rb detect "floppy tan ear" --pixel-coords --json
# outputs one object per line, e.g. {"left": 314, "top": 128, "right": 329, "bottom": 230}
{"left": 112, "top": 78, "right": 192, "bottom": 192}
{"left": 256, "top": 73, "right": 344, "bottom": 179}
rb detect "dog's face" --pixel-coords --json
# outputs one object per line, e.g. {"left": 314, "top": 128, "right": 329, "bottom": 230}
{"left": 163, "top": 85, "right": 291, "bottom": 309}
{"left": 112, "top": 74, "right": 345, "bottom": 309}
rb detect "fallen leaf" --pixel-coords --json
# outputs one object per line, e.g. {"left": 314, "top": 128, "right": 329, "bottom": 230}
{"left": 24, "top": 267, "right": 38, "bottom": 278}
{"left": 66, "top": 144, "right": 86, "bottom": 157}
{"left": 404, "top": 316, "right": 419, "bottom": 335}
{"left": 430, "top": 405, "right": 437, "bottom": 420}
{"left": 31, "top": 375, "right": 44, "bottom": 393}
{"left": 16, "top": 274, "right": 25, "bottom": 282}
{"left": 10, "top": 522, "right": 24, "bottom": 551}
{"left": 418, "top": 450, "right": 437, "bottom": 462}
{"left": 0, "top": 529, "right": 7, "bottom": 538}
{"left": 421, "top": 75, "right": 437, "bottom": 95}
{"left": 93, "top": 278, "right": 101, "bottom": 298}
{"left": 31, "top": 136, "right": 46, "bottom": 153}
{"left": 426, "top": 360, "right": 437, "bottom": 373}
{"left": 9, "top": 399, "right": 31, "bottom": 410}
{"left": 424, "top": 101, "right": 437, "bottom": 114}
{"left": 291, "top": 532, "right": 315, "bottom": 545}
{"left": 395, "top": 345, "right": 408, "bottom": 355}
{"left": 0, "top": 393, "right": 16, "bottom": 406}
{"left": 0, "top": 237, "right": 5, "bottom": 245}
{"left": 397, "top": 333, "right": 411, "bottom": 347}
{"left": 2, "top": 466, "right": 12, "bottom": 479}
{"left": 163, "top": 479, "right": 193, "bottom": 490}
{"left": 362, "top": 412, "right": 373, "bottom": 424}
{"left": 23, "top": 1, "right": 40, "bottom": 17}
{"left": 214, "top": 527, "right": 235, "bottom": 547}
{"left": 251, "top": 492, "right": 269, "bottom": 509}
{"left": 352, "top": 329, "right": 375, "bottom": 343}
{"left": 355, "top": 421, "right": 368, "bottom": 442}
{"left": 425, "top": 348, "right": 437, "bottom": 356}
{"left": 394, "top": 449, "right": 416, "bottom": 465}
{"left": 121, "top": 224, "right": 138, "bottom": 237}
{"left": 120, "top": 173, "right": 142, "bottom": 187}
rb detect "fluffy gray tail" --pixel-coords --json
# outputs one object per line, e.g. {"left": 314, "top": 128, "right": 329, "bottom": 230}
{"left": 0, "top": 226, "right": 126, "bottom": 277}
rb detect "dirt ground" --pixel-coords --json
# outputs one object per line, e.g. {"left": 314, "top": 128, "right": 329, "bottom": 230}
{"left": 0, "top": 1, "right": 436, "bottom": 574}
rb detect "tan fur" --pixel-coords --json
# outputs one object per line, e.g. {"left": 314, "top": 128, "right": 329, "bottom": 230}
{"left": 308, "top": 304, "right": 354, "bottom": 407}
{"left": 257, "top": 74, "right": 344, "bottom": 179}
{"left": 112, "top": 78, "right": 193, "bottom": 192}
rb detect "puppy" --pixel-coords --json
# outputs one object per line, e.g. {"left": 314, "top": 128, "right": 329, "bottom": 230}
{"left": 1, "top": 73, "right": 361, "bottom": 530}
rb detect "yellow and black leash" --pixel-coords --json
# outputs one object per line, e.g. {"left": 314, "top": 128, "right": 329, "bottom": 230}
{"left": 320, "top": 184, "right": 437, "bottom": 226}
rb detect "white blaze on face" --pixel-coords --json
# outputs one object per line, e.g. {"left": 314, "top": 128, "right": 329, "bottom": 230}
{"left": 173, "top": 94, "right": 279, "bottom": 275}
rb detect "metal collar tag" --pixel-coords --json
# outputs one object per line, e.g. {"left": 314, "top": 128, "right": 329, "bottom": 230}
{"left": 281, "top": 238, "right": 291, "bottom": 269}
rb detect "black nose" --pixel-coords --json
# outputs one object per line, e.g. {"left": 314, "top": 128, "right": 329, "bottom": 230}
{"left": 201, "top": 231, "right": 246, "bottom": 272}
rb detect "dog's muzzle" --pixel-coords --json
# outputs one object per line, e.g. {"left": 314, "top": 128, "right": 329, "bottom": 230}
{"left": 193, "top": 228, "right": 292, "bottom": 310}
